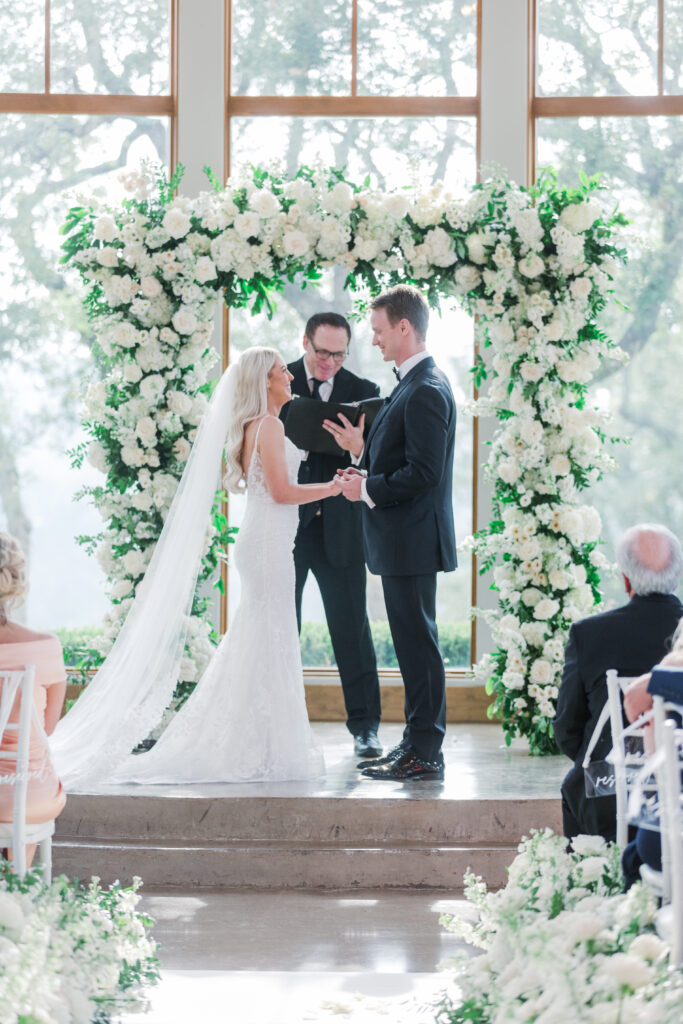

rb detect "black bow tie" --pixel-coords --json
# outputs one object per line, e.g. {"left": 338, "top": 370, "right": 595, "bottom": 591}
{"left": 392, "top": 367, "right": 401, "bottom": 381}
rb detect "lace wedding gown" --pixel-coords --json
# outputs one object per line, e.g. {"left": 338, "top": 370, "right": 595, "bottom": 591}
{"left": 112, "top": 418, "right": 323, "bottom": 784}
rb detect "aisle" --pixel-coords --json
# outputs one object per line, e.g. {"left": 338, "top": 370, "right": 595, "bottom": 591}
{"left": 120, "top": 889, "right": 477, "bottom": 1024}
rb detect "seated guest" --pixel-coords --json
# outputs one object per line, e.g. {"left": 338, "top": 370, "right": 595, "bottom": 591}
{"left": 553, "top": 524, "right": 683, "bottom": 844}
{"left": 621, "top": 630, "right": 683, "bottom": 889}
{"left": 0, "top": 531, "right": 67, "bottom": 866}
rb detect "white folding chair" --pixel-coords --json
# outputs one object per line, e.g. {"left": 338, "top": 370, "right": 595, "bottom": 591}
{"left": 581, "top": 669, "right": 636, "bottom": 849}
{"left": 0, "top": 666, "right": 55, "bottom": 881}
{"left": 628, "top": 719, "right": 683, "bottom": 965}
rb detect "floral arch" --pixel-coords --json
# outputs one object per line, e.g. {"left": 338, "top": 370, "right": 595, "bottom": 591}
{"left": 62, "top": 163, "right": 626, "bottom": 755}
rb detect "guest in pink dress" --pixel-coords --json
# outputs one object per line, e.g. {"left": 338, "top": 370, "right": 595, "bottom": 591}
{"left": 0, "top": 532, "right": 66, "bottom": 865}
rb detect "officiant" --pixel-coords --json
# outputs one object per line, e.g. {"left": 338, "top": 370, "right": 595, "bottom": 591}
{"left": 283, "top": 313, "right": 383, "bottom": 759}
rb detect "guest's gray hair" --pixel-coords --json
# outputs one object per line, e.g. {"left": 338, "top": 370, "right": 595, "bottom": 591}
{"left": 616, "top": 524, "right": 683, "bottom": 596}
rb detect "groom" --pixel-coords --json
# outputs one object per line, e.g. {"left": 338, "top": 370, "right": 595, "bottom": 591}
{"left": 337, "top": 285, "right": 457, "bottom": 781}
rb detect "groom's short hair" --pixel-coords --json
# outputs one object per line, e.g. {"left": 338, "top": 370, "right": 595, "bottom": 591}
{"left": 304, "top": 312, "right": 352, "bottom": 344}
{"left": 370, "top": 285, "right": 429, "bottom": 341}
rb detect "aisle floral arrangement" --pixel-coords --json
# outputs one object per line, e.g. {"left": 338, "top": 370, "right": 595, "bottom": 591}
{"left": 0, "top": 863, "right": 159, "bottom": 1023}
{"left": 437, "top": 829, "right": 683, "bottom": 1023}
{"left": 61, "top": 162, "right": 626, "bottom": 745}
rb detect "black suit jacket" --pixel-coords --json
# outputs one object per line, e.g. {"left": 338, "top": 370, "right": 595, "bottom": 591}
{"left": 362, "top": 356, "right": 457, "bottom": 577}
{"left": 284, "top": 357, "right": 380, "bottom": 569}
{"left": 553, "top": 592, "right": 682, "bottom": 838}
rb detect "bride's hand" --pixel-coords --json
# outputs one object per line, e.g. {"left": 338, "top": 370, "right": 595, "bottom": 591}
{"left": 328, "top": 476, "right": 343, "bottom": 495}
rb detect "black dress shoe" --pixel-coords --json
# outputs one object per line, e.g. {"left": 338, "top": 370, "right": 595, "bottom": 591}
{"left": 357, "top": 740, "right": 408, "bottom": 770}
{"left": 353, "top": 729, "right": 382, "bottom": 759}
{"left": 361, "top": 748, "right": 445, "bottom": 781}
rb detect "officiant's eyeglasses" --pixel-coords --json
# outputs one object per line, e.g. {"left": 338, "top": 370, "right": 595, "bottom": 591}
{"left": 308, "top": 338, "right": 348, "bottom": 364}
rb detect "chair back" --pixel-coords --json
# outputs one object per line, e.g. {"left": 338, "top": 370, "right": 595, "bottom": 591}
{"left": 0, "top": 665, "right": 37, "bottom": 877}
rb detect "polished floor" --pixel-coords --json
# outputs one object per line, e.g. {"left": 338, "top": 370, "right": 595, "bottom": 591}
{"left": 121, "top": 889, "right": 478, "bottom": 1023}
{"left": 88, "top": 721, "right": 570, "bottom": 800}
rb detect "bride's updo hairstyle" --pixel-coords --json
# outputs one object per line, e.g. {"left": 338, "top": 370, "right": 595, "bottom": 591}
{"left": 0, "top": 531, "right": 28, "bottom": 626}
{"left": 223, "top": 346, "right": 279, "bottom": 493}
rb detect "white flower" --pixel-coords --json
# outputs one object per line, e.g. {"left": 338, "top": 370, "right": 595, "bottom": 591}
{"left": 549, "top": 454, "right": 571, "bottom": 477}
{"left": 162, "top": 207, "right": 192, "bottom": 238}
{"left": 520, "top": 420, "right": 543, "bottom": 446}
{"left": 172, "top": 306, "right": 198, "bottom": 335}
{"left": 558, "top": 198, "right": 601, "bottom": 233}
{"left": 165, "top": 390, "right": 192, "bottom": 417}
{"left": 521, "top": 587, "right": 543, "bottom": 607}
{"left": 86, "top": 441, "right": 108, "bottom": 472}
{"left": 628, "top": 933, "right": 667, "bottom": 962}
{"left": 234, "top": 211, "right": 260, "bottom": 238}
{"left": 111, "top": 578, "right": 133, "bottom": 599}
{"left": 497, "top": 457, "right": 521, "bottom": 484}
{"left": 194, "top": 255, "right": 217, "bottom": 283}
{"left": 135, "top": 416, "right": 157, "bottom": 446}
{"left": 520, "top": 361, "right": 543, "bottom": 382}
{"left": 502, "top": 671, "right": 525, "bottom": 690}
{"left": 324, "top": 181, "right": 354, "bottom": 214}
{"left": 601, "top": 952, "right": 654, "bottom": 989}
{"left": 467, "top": 230, "right": 495, "bottom": 264}
{"left": 283, "top": 229, "right": 310, "bottom": 258}
{"left": 534, "top": 598, "right": 560, "bottom": 620}
{"left": 120, "top": 443, "right": 146, "bottom": 468}
{"left": 140, "top": 275, "right": 163, "bottom": 297}
{"left": 570, "top": 276, "right": 592, "bottom": 301}
{"left": 454, "top": 264, "right": 482, "bottom": 291}
{"left": 0, "top": 892, "right": 26, "bottom": 936}
{"left": 122, "top": 361, "right": 143, "bottom": 384}
{"left": 549, "top": 569, "right": 572, "bottom": 590}
{"left": 93, "top": 214, "right": 118, "bottom": 242}
{"left": 518, "top": 253, "right": 545, "bottom": 278}
{"left": 96, "top": 246, "right": 119, "bottom": 267}
{"left": 530, "top": 659, "right": 553, "bottom": 685}
{"left": 122, "top": 549, "right": 146, "bottom": 577}
{"left": 521, "top": 621, "right": 547, "bottom": 646}
{"left": 130, "top": 490, "right": 154, "bottom": 512}
{"left": 173, "top": 437, "right": 192, "bottom": 462}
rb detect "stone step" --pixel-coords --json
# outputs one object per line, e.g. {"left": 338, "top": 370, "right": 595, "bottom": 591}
{"left": 53, "top": 838, "right": 518, "bottom": 891}
{"left": 56, "top": 793, "right": 561, "bottom": 846}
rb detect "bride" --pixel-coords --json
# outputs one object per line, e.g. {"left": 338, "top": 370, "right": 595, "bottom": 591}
{"left": 51, "top": 347, "right": 340, "bottom": 787}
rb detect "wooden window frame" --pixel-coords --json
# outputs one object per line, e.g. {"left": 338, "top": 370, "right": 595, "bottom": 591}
{"left": 221, "top": 0, "right": 483, "bottom": 679}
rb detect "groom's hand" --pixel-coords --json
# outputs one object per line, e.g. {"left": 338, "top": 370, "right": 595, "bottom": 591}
{"left": 322, "top": 412, "right": 365, "bottom": 458}
{"left": 336, "top": 467, "right": 364, "bottom": 502}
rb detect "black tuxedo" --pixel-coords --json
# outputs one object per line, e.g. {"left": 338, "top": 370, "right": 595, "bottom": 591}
{"left": 553, "top": 592, "right": 682, "bottom": 842}
{"left": 284, "top": 357, "right": 381, "bottom": 736}
{"left": 362, "top": 355, "right": 457, "bottom": 760}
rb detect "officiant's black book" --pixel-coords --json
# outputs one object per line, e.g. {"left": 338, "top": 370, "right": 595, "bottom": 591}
{"left": 282, "top": 396, "right": 386, "bottom": 456}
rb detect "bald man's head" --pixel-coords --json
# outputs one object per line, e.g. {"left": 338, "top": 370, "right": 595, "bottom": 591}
{"left": 617, "top": 524, "right": 683, "bottom": 597}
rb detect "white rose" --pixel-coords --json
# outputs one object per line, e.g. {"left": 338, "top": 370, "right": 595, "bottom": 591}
{"left": 250, "top": 188, "right": 281, "bottom": 219}
{"left": 385, "top": 194, "right": 409, "bottom": 219}
{"left": 234, "top": 211, "right": 260, "bottom": 238}
{"left": 179, "top": 656, "right": 198, "bottom": 682}
{"left": 549, "top": 454, "right": 571, "bottom": 477}
{"left": 454, "top": 264, "right": 481, "bottom": 291}
{"left": 110, "top": 322, "right": 137, "bottom": 349}
{"left": 172, "top": 307, "right": 198, "bottom": 335}
{"left": 558, "top": 199, "right": 601, "bottom": 234}
{"left": 628, "top": 933, "right": 667, "bottom": 962}
{"left": 521, "top": 587, "right": 543, "bottom": 607}
{"left": 194, "top": 256, "right": 217, "bottom": 283}
{"left": 135, "top": 416, "right": 157, "bottom": 446}
{"left": 502, "top": 671, "right": 525, "bottom": 690}
{"left": 466, "top": 230, "right": 494, "bottom": 264}
{"left": 122, "top": 549, "right": 146, "bottom": 577}
{"left": 162, "top": 207, "right": 192, "bottom": 238}
{"left": 530, "top": 659, "right": 553, "bottom": 684}
{"left": 520, "top": 420, "right": 543, "bottom": 446}
{"left": 549, "top": 569, "right": 572, "bottom": 590}
{"left": 111, "top": 578, "right": 133, "bottom": 599}
{"left": 497, "top": 457, "right": 521, "bottom": 484}
{"left": 120, "top": 443, "right": 146, "bottom": 467}
{"left": 521, "top": 621, "right": 546, "bottom": 646}
{"left": 601, "top": 952, "right": 654, "bottom": 989}
{"left": 564, "top": 911, "right": 605, "bottom": 943}
{"left": 570, "top": 276, "right": 592, "bottom": 302}
{"left": 519, "top": 361, "right": 543, "bottom": 382}
{"left": 282, "top": 229, "right": 310, "bottom": 258}
{"left": 518, "top": 253, "right": 545, "bottom": 278}
{"left": 140, "top": 275, "right": 163, "bottom": 297}
{"left": 325, "top": 181, "right": 354, "bottom": 214}
{"left": 173, "top": 437, "right": 192, "bottom": 462}
{"left": 122, "top": 361, "right": 143, "bottom": 384}
{"left": 93, "top": 214, "right": 118, "bottom": 242}
{"left": 130, "top": 490, "right": 154, "bottom": 512}
{"left": 167, "top": 390, "right": 193, "bottom": 416}
{"left": 533, "top": 598, "right": 560, "bottom": 620}
{"left": 86, "top": 441, "right": 108, "bottom": 472}
{"left": 96, "top": 246, "right": 119, "bottom": 267}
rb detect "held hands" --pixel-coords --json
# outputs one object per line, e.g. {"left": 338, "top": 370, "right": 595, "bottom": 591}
{"left": 322, "top": 412, "right": 365, "bottom": 458}
{"left": 335, "top": 467, "right": 365, "bottom": 502}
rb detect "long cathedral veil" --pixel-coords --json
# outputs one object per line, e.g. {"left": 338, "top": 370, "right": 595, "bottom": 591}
{"left": 50, "top": 365, "right": 237, "bottom": 788}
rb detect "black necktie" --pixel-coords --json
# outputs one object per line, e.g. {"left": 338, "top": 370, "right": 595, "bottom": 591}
{"left": 310, "top": 378, "right": 323, "bottom": 399}
{"left": 392, "top": 367, "right": 401, "bottom": 381}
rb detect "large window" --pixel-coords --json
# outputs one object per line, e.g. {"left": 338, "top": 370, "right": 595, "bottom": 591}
{"left": 226, "top": 0, "right": 480, "bottom": 670}
{"left": 0, "top": 1, "right": 174, "bottom": 631}
{"left": 533, "top": 0, "right": 683, "bottom": 606}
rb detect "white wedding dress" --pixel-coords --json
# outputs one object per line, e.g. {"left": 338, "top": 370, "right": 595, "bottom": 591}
{"left": 114, "top": 419, "right": 323, "bottom": 784}
{"left": 51, "top": 365, "right": 323, "bottom": 789}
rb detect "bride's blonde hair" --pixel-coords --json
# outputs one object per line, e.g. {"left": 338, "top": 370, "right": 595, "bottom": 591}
{"left": 223, "top": 346, "right": 279, "bottom": 493}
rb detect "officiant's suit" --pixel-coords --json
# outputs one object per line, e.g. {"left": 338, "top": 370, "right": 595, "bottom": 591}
{"left": 553, "top": 591, "right": 682, "bottom": 843}
{"left": 285, "top": 356, "right": 382, "bottom": 738}
{"left": 362, "top": 356, "right": 457, "bottom": 761}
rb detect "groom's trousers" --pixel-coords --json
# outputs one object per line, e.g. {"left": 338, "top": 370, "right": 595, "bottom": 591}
{"left": 381, "top": 572, "right": 446, "bottom": 761}
{"left": 294, "top": 515, "right": 381, "bottom": 736}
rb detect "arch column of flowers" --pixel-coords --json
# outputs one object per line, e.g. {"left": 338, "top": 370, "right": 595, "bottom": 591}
{"left": 62, "top": 162, "right": 626, "bottom": 751}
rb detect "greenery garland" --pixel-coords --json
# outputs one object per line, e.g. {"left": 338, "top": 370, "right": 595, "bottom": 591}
{"left": 61, "top": 162, "right": 626, "bottom": 748}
